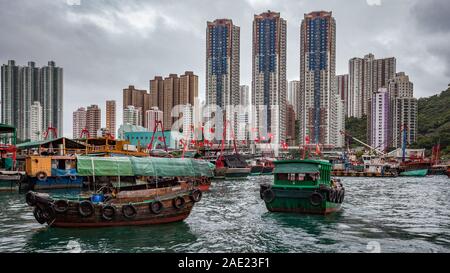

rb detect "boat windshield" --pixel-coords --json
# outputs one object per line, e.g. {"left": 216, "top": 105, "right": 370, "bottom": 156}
{"left": 276, "top": 172, "right": 320, "bottom": 182}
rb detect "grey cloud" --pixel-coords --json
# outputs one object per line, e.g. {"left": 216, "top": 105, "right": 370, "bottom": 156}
{"left": 0, "top": 0, "right": 448, "bottom": 137}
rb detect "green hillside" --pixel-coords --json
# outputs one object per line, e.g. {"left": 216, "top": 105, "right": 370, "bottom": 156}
{"left": 414, "top": 85, "right": 450, "bottom": 157}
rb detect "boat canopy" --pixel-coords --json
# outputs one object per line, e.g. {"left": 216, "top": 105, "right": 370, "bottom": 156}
{"left": 76, "top": 156, "right": 215, "bottom": 177}
{"left": 274, "top": 162, "right": 320, "bottom": 174}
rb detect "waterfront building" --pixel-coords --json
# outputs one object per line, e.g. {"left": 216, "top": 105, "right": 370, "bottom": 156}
{"left": 299, "top": 11, "right": 339, "bottom": 146}
{"left": 106, "top": 100, "right": 116, "bottom": 137}
{"left": 252, "top": 10, "right": 287, "bottom": 144}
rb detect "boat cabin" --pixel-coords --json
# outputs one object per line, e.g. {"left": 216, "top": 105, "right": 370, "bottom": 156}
{"left": 273, "top": 159, "right": 332, "bottom": 188}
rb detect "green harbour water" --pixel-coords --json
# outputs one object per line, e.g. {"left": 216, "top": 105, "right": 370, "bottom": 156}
{"left": 0, "top": 175, "right": 449, "bottom": 253}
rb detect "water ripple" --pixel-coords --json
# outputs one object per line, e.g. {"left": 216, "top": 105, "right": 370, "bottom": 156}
{"left": 0, "top": 176, "right": 449, "bottom": 252}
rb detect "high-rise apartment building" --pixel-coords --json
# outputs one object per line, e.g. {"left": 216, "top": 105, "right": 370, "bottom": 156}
{"left": 86, "top": 104, "right": 101, "bottom": 138}
{"left": 123, "top": 105, "right": 142, "bottom": 127}
{"left": 286, "top": 104, "right": 296, "bottom": 146}
{"left": 389, "top": 72, "right": 417, "bottom": 148}
{"left": 40, "top": 61, "right": 63, "bottom": 137}
{"left": 1, "top": 60, "right": 19, "bottom": 130}
{"left": 72, "top": 107, "right": 87, "bottom": 139}
{"left": 149, "top": 72, "right": 198, "bottom": 133}
{"left": 1, "top": 60, "right": 63, "bottom": 141}
{"left": 106, "top": 100, "right": 116, "bottom": 137}
{"left": 349, "top": 54, "right": 396, "bottom": 118}
{"left": 145, "top": 107, "right": 163, "bottom": 132}
{"left": 370, "top": 88, "right": 391, "bottom": 151}
{"left": 288, "top": 80, "right": 300, "bottom": 120}
{"left": 123, "top": 85, "right": 149, "bottom": 127}
{"left": 206, "top": 18, "right": 240, "bottom": 136}
{"left": 252, "top": 10, "right": 287, "bottom": 144}
{"left": 336, "top": 74, "right": 349, "bottom": 117}
{"left": 30, "top": 101, "right": 43, "bottom": 141}
{"left": 299, "top": 11, "right": 339, "bottom": 146}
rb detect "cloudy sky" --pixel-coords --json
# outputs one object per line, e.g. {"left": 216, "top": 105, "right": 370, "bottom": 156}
{"left": 1, "top": 0, "right": 449, "bottom": 137}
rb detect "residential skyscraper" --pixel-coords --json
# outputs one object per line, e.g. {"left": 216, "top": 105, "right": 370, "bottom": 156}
{"left": 288, "top": 80, "right": 300, "bottom": 120}
{"left": 349, "top": 54, "right": 396, "bottom": 118}
{"left": 336, "top": 74, "right": 349, "bottom": 117}
{"left": 206, "top": 19, "right": 240, "bottom": 110}
{"left": 86, "top": 104, "right": 101, "bottom": 138}
{"left": 145, "top": 106, "right": 163, "bottom": 132}
{"left": 106, "top": 100, "right": 116, "bottom": 137}
{"left": 370, "top": 88, "right": 391, "bottom": 151}
{"left": 40, "top": 61, "right": 63, "bottom": 137}
{"left": 123, "top": 85, "right": 149, "bottom": 127}
{"left": 1, "top": 60, "right": 62, "bottom": 141}
{"left": 18, "top": 62, "right": 39, "bottom": 140}
{"left": 286, "top": 104, "right": 296, "bottom": 146}
{"left": 30, "top": 101, "right": 43, "bottom": 141}
{"left": 389, "top": 72, "right": 417, "bottom": 148}
{"left": 123, "top": 105, "right": 142, "bottom": 127}
{"left": 1, "top": 60, "right": 19, "bottom": 129}
{"left": 252, "top": 10, "right": 287, "bottom": 144}
{"left": 299, "top": 11, "right": 338, "bottom": 146}
{"left": 72, "top": 107, "right": 86, "bottom": 139}
{"left": 149, "top": 72, "right": 198, "bottom": 133}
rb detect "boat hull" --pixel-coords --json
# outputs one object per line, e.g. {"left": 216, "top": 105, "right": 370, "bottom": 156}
{"left": 215, "top": 167, "right": 251, "bottom": 179}
{"left": 30, "top": 176, "right": 84, "bottom": 190}
{"left": 27, "top": 186, "right": 199, "bottom": 228}
{"left": 260, "top": 186, "right": 343, "bottom": 215}
{"left": 399, "top": 169, "right": 428, "bottom": 177}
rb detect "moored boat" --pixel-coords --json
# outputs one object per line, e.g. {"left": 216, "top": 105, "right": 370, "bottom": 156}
{"left": 25, "top": 156, "right": 215, "bottom": 227}
{"left": 260, "top": 159, "right": 344, "bottom": 215}
{"left": 399, "top": 169, "right": 428, "bottom": 177}
{"left": 215, "top": 154, "right": 250, "bottom": 179}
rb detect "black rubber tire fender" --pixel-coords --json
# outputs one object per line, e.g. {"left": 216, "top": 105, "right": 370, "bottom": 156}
{"left": 53, "top": 199, "right": 69, "bottom": 213}
{"left": 122, "top": 204, "right": 137, "bottom": 219}
{"left": 310, "top": 192, "right": 324, "bottom": 206}
{"left": 78, "top": 200, "right": 95, "bottom": 217}
{"left": 101, "top": 205, "right": 116, "bottom": 221}
{"left": 262, "top": 189, "right": 276, "bottom": 203}
{"left": 172, "top": 196, "right": 186, "bottom": 209}
{"left": 149, "top": 200, "right": 163, "bottom": 214}
{"left": 25, "top": 191, "right": 37, "bottom": 206}
{"left": 189, "top": 189, "right": 202, "bottom": 203}
{"left": 33, "top": 206, "right": 47, "bottom": 224}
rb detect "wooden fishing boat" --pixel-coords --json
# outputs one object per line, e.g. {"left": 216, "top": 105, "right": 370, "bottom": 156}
{"left": 260, "top": 159, "right": 344, "bottom": 215}
{"left": 25, "top": 156, "right": 215, "bottom": 227}
{"left": 215, "top": 154, "right": 250, "bottom": 179}
{"left": 0, "top": 170, "right": 25, "bottom": 191}
{"left": 22, "top": 155, "right": 84, "bottom": 190}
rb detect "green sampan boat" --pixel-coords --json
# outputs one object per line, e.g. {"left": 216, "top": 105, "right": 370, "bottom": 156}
{"left": 260, "top": 159, "right": 345, "bottom": 215}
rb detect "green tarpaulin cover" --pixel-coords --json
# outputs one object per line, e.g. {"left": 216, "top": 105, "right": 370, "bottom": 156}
{"left": 273, "top": 163, "right": 320, "bottom": 174}
{"left": 76, "top": 156, "right": 215, "bottom": 177}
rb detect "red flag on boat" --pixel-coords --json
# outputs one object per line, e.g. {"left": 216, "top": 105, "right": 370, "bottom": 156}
{"left": 315, "top": 144, "right": 321, "bottom": 155}
{"left": 305, "top": 135, "right": 310, "bottom": 144}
